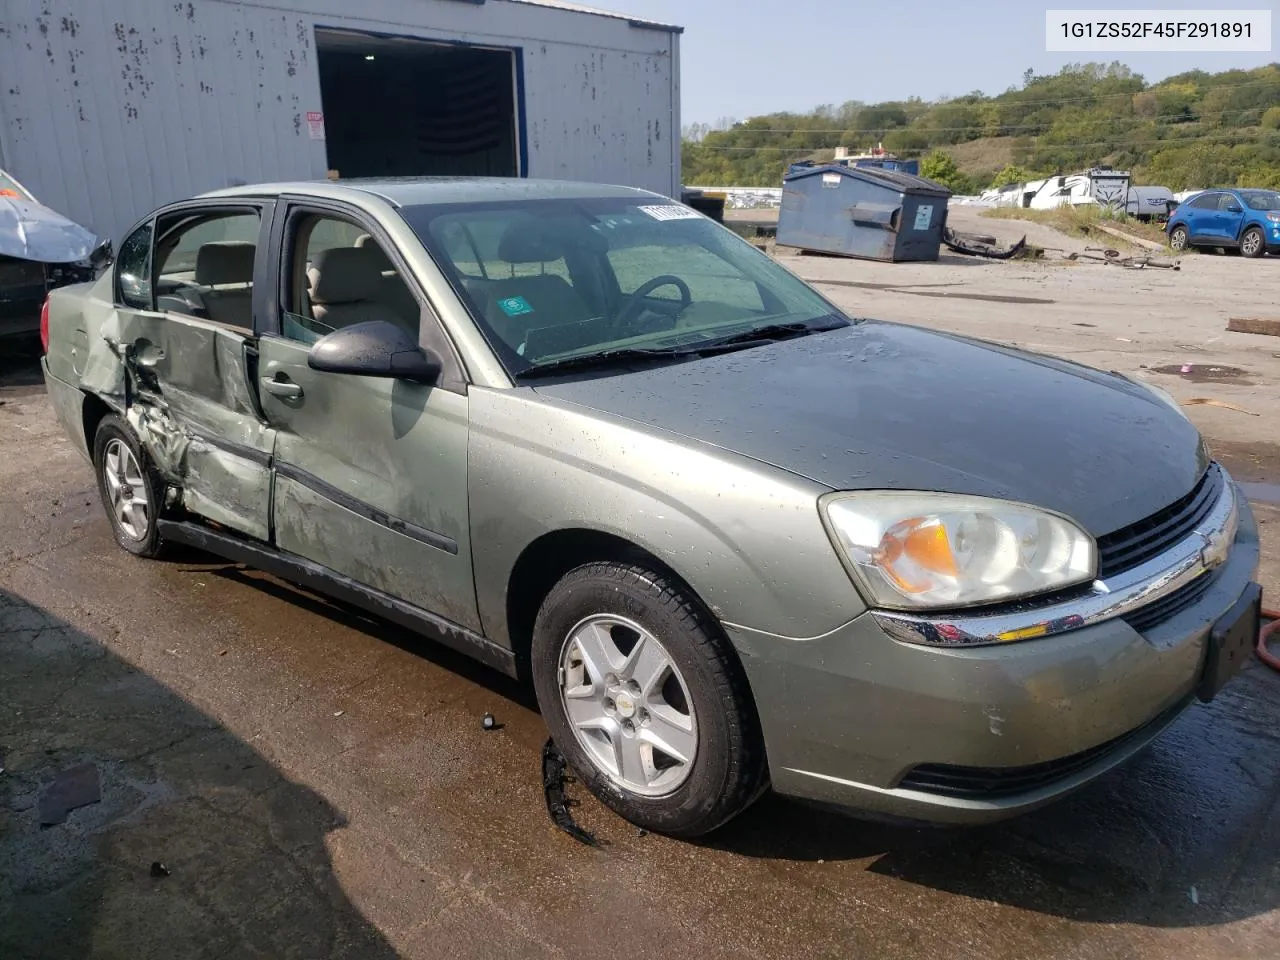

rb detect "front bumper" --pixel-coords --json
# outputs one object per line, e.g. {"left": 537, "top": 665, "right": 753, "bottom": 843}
{"left": 730, "top": 480, "right": 1261, "bottom": 825}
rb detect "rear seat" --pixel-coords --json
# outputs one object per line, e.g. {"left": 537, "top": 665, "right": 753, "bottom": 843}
{"left": 194, "top": 241, "right": 255, "bottom": 329}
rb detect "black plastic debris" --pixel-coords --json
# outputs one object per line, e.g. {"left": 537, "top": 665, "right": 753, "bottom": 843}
{"left": 943, "top": 227, "right": 1028, "bottom": 260}
{"left": 38, "top": 762, "right": 102, "bottom": 826}
{"left": 150, "top": 861, "right": 170, "bottom": 878}
{"left": 541, "top": 739, "right": 599, "bottom": 848}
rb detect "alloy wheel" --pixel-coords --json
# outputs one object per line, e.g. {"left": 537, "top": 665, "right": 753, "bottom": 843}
{"left": 102, "top": 439, "right": 150, "bottom": 541}
{"left": 558, "top": 614, "right": 698, "bottom": 797}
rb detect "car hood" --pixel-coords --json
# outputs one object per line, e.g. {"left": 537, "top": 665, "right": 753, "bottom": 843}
{"left": 0, "top": 195, "right": 98, "bottom": 264}
{"left": 532, "top": 321, "right": 1208, "bottom": 536}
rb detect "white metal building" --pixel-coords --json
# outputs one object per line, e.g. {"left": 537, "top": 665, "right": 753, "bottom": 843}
{"left": 0, "top": 0, "right": 682, "bottom": 244}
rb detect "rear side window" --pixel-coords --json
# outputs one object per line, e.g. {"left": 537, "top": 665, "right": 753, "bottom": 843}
{"left": 152, "top": 210, "right": 261, "bottom": 329}
{"left": 116, "top": 221, "right": 154, "bottom": 310}
{"left": 1187, "top": 194, "right": 1219, "bottom": 209}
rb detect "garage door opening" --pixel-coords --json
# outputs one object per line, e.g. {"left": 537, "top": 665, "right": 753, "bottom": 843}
{"left": 315, "top": 28, "right": 522, "bottom": 180}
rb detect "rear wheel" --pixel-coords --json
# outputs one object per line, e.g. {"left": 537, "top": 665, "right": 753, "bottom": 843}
{"left": 93, "top": 414, "right": 168, "bottom": 558}
{"left": 531, "top": 561, "right": 766, "bottom": 838}
{"left": 1240, "top": 226, "right": 1265, "bottom": 259}
{"left": 1168, "top": 224, "right": 1189, "bottom": 251}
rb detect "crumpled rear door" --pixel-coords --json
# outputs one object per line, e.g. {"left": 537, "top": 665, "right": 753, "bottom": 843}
{"left": 114, "top": 310, "right": 275, "bottom": 541}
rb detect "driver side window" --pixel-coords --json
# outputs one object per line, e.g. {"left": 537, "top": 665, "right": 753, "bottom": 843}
{"left": 281, "top": 212, "right": 421, "bottom": 345}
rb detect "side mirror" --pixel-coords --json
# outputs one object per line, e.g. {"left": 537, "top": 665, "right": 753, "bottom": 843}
{"left": 308, "top": 320, "right": 441, "bottom": 385}
{"left": 89, "top": 239, "right": 114, "bottom": 269}
{"left": 1226, "top": 204, "right": 1243, "bottom": 214}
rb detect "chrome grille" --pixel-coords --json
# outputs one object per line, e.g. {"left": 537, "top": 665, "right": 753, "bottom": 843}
{"left": 1096, "top": 465, "right": 1225, "bottom": 580}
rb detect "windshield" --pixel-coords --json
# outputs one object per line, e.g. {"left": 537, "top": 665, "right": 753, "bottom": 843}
{"left": 401, "top": 197, "right": 845, "bottom": 376}
{"left": 1240, "top": 190, "right": 1280, "bottom": 211}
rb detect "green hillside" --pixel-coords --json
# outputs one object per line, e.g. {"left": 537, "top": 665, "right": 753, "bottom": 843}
{"left": 681, "top": 62, "right": 1280, "bottom": 192}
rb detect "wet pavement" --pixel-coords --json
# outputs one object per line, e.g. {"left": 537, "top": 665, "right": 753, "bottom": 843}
{"left": 2, "top": 335, "right": 1279, "bottom": 959}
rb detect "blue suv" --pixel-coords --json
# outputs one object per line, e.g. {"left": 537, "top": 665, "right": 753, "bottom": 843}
{"left": 1166, "top": 188, "right": 1280, "bottom": 257}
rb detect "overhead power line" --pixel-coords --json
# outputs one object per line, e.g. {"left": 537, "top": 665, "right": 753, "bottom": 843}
{"left": 770, "top": 75, "right": 1279, "bottom": 113}
{"left": 692, "top": 132, "right": 1276, "bottom": 152}
{"left": 692, "top": 109, "right": 1269, "bottom": 137}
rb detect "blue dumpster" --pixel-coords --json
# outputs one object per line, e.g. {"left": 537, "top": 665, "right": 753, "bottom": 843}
{"left": 777, "top": 164, "right": 951, "bottom": 262}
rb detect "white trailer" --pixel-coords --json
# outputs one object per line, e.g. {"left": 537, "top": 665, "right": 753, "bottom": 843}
{"left": 981, "top": 168, "right": 1133, "bottom": 212}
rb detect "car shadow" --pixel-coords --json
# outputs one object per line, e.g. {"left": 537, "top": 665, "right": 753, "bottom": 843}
{"left": 701, "top": 662, "right": 1280, "bottom": 928}
{"left": 0, "top": 587, "right": 402, "bottom": 959}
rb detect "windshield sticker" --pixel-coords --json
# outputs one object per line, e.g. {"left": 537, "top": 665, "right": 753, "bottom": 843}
{"left": 499, "top": 296, "right": 534, "bottom": 317}
{"left": 638, "top": 204, "right": 703, "bottom": 222}
{"left": 913, "top": 205, "right": 934, "bottom": 231}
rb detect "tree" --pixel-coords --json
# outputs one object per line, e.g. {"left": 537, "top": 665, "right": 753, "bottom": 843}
{"left": 920, "top": 150, "right": 968, "bottom": 192}
{"left": 678, "top": 63, "right": 1277, "bottom": 192}
{"left": 991, "top": 164, "right": 1032, "bottom": 188}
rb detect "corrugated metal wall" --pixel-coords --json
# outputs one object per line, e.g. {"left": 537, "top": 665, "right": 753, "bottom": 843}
{"left": 0, "top": 0, "right": 680, "bottom": 244}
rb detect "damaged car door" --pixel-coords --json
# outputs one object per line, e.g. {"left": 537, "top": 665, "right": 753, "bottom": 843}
{"left": 111, "top": 201, "right": 277, "bottom": 540}
{"left": 253, "top": 202, "right": 479, "bottom": 630}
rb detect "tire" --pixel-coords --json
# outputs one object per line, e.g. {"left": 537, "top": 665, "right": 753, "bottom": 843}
{"left": 1168, "top": 225, "right": 1188, "bottom": 251}
{"left": 531, "top": 561, "right": 767, "bottom": 838}
{"left": 1240, "top": 226, "right": 1265, "bottom": 259}
{"left": 92, "top": 413, "right": 168, "bottom": 558}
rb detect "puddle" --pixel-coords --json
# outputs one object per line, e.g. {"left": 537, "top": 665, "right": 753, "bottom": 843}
{"left": 1240, "top": 482, "right": 1280, "bottom": 506}
{"left": 1151, "top": 363, "right": 1253, "bottom": 385}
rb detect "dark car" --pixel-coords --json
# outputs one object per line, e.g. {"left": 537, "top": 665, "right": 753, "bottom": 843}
{"left": 1166, "top": 188, "right": 1280, "bottom": 257}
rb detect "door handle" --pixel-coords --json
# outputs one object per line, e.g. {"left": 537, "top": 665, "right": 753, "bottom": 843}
{"left": 262, "top": 376, "right": 303, "bottom": 400}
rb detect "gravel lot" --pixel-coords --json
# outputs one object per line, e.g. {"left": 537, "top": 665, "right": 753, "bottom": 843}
{"left": 2, "top": 210, "right": 1279, "bottom": 959}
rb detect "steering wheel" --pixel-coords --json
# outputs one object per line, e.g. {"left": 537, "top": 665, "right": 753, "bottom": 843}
{"left": 615, "top": 274, "right": 693, "bottom": 334}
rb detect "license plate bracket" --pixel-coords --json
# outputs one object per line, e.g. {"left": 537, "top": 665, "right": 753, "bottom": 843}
{"left": 1198, "top": 582, "right": 1262, "bottom": 702}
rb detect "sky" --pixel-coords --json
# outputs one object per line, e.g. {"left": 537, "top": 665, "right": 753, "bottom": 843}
{"left": 596, "top": 0, "right": 1277, "bottom": 125}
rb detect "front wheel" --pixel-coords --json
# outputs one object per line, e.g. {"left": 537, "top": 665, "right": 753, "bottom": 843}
{"left": 531, "top": 561, "right": 767, "bottom": 838}
{"left": 1168, "top": 225, "right": 1189, "bottom": 251}
{"left": 1240, "top": 226, "right": 1265, "bottom": 259}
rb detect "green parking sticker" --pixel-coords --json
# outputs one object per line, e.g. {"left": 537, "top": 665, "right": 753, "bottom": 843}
{"left": 499, "top": 296, "right": 534, "bottom": 317}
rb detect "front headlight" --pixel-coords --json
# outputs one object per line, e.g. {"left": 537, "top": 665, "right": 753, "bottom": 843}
{"left": 820, "top": 492, "right": 1096, "bottom": 611}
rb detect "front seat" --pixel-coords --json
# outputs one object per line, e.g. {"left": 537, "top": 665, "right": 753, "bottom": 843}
{"left": 194, "top": 240, "right": 256, "bottom": 328}
{"left": 306, "top": 246, "right": 411, "bottom": 335}
{"left": 473, "top": 221, "right": 595, "bottom": 350}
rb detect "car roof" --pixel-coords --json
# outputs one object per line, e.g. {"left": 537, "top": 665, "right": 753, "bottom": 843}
{"left": 199, "top": 177, "right": 667, "bottom": 208}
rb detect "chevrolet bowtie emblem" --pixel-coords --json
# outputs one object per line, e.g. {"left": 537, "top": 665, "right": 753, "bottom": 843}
{"left": 1199, "top": 527, "right": 1231, "bottom": 570}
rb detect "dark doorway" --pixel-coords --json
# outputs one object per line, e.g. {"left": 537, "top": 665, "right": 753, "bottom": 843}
{"left": 315, "top": 28, "right": 521, "bottom": 179}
